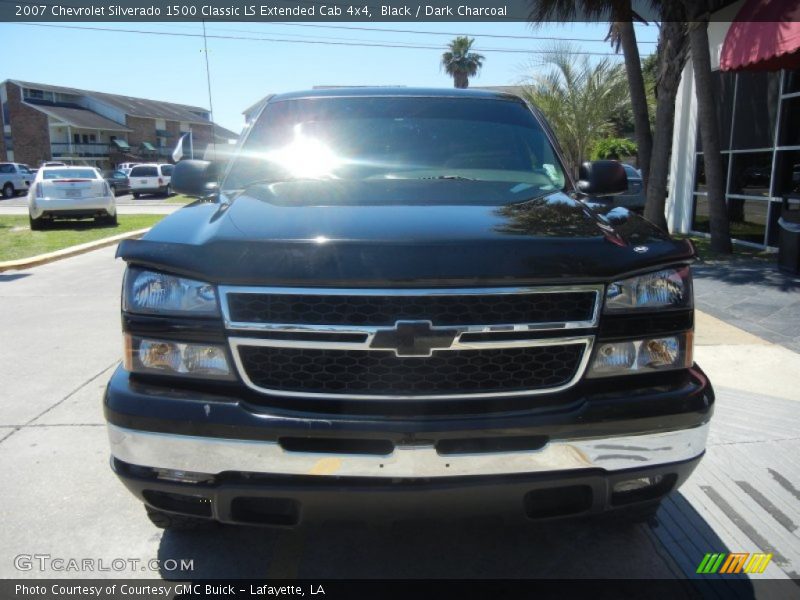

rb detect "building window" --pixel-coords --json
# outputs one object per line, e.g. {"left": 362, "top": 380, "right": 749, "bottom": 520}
{"left": 693, "top": 153, "right": 730, "bottom": 194}
{"left": 729, "top": 152, "right": 772, "bottom": 197}
{"left": 732, "top": 71, "right": 780, "bottom": 150}
{"left": 774, "top": 149, "right": 800, "bottom": 198}
{"left": 726, "top": 198, "right": 768, "bottom": 244}
{"left": 690, "top": 68, "right": 800, "bottom": 248}
{"left": 691, "top": 194, "right": 711, "bottom": 234}
{"left": 1, "top": 99, "right": 9, "bottom": 127}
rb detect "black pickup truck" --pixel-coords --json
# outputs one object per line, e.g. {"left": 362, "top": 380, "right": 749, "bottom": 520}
{"left": 106, "top": 88, "right": 713, "bottom": 530}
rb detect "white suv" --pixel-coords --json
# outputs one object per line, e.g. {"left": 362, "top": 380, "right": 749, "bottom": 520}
{"left": 0, "top": 162, "right": 34, "bottom": 198}
{"left": 28, "top": 166, "right": 117, "bottom": 230}
{"left": 128, "top": 163, "right": 173, "bottom": 198}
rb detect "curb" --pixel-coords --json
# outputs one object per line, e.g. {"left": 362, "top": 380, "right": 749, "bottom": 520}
{"left": 0, "top": 228, "right": 150, "bottom": 272}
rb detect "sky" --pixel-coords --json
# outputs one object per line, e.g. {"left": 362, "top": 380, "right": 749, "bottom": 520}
{"left": 0, "top": 20, "right": 659, "bottom": 133}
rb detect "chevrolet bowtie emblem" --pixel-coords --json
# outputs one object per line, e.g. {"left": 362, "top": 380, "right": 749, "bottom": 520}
{"left": 370, "top": 321, "right": 458, "bottom": 357}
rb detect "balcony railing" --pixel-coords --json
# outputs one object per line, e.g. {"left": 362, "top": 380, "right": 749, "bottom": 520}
{"left": 51, "top": 142, "right": 174, "bottom": 160}
{"left": 51, "top": 143, "right": 110, "bottom": 158}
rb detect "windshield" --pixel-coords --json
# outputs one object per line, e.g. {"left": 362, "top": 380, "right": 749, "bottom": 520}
{"left": 224, "top": 96, "right": 567, "bottom": 195}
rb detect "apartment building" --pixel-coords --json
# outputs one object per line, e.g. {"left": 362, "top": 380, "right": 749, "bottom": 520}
{"left": 0, "top": 80, "right": 238, "bottom": 169}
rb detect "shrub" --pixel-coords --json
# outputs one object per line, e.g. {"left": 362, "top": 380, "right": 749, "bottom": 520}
{"left": 591, "top": 137, "right": 638, "bottom": 161}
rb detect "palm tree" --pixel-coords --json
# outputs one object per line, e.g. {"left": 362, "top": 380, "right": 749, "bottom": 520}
{"left": 683, "top": 4, "right": 732, "bottom": 253}
{"left": 528, "top": 0, "right": 653, "bottom": 192}
{"left": 644, "top": 6, "right": 689, "bottom": 231}
{"left": 521, "top": 45, "right": 629, "bottom": 176}
{"left": 441, "top": 37, "right": 485, "bottom": 88}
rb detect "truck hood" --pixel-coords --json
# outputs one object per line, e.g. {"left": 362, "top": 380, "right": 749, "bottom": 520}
{"left": 118, "top": 180, "right": 694, "bottom": 286}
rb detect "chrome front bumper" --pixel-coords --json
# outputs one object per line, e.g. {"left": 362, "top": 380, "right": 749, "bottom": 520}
{"left": 108, "top": 422, "right": 709, "bottom": 479}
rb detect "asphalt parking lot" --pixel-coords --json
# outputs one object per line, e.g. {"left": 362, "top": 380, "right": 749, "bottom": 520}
{"left": 1, "top": 246, "right": 799, "bottom": 593}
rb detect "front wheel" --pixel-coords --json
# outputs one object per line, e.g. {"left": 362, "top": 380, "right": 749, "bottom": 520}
{"left": 133, "top": 192, "right": 141, "bottom": 199}
{"left": 163, "top": 184, "right": 172, "bottom": 197}
{"left": 145, "top": 506, "right": 216, "bottom": 531}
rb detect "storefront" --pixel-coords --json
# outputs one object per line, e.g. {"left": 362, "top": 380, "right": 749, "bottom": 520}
{"left": 667, "top": 0, "right": 800, "bottom": 248}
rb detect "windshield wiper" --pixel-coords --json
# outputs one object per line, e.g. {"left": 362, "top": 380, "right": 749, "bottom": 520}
{"left": 421, "top": 175, "right": 478, "bottom": 181}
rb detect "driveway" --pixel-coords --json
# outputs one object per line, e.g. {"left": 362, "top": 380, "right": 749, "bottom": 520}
{"left": 0, "top": 248, "right": 798, "bottom": 591}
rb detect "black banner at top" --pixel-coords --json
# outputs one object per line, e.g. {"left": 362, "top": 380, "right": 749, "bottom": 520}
{"left": 0, "top": 0, "right": 785, "bottom": 23}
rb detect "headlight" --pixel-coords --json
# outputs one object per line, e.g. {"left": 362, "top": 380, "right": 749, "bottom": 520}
{"left": 123, "top": 335, "right": 234, "bottom": 380}
{"left": 587, "top": 333, "right": 693, "bottom": 378}
{"left": 123, "top": 268, "right": 218, "bottom": 316}
{"left": 604, "top": 267, "right": 692, "bottom": 312}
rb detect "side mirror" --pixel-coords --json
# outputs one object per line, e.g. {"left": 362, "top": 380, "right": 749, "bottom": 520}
{"left": 171, "top": 159, "right": 218, "bottom": 197}
{"left": 577, "top": 160, "right": 628, "bottom": 196}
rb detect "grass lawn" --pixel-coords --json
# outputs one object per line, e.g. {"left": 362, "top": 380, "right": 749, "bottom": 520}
{"left": 164, "top": 194, "right": 195, "bottom": 205}
{"left": 0, "top": 214, "right": 164, "bottom": 262}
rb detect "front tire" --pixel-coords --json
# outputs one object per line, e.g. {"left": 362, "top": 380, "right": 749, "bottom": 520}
{"left": 2, "top": 183, "right": 13, "bottom": 199}
{"left": 162, "top": 184, "right": 172, "bottom": 197}
{"left": 133, "top": 192, "right": 141, "bottom": 199}
{"left": 145, "top": 506, "right": 216, "bottom": 531}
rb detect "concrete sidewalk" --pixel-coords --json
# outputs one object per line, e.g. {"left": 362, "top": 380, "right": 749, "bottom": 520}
{"left": 694, "top": 258, "right": 800, "bottom": 354}
{"left": 694, "top": 311, "right": 799, "bottom": 402}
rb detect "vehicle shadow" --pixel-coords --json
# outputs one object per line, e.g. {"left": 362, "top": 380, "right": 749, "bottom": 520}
{"left": 0, "top": 273, "right": 30, "bottom": 282}
{"left": 156, "top": 491, "right": 753, "bottom": 597}
{"left": 33, "top": 220, "right": 120, "bottom": 233}
{"left": 693, "top": 260, "right": 800, "bottom": 293}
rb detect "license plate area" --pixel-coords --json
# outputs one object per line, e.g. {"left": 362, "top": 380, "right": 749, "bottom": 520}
{"left": 64, "top": 189, "right": 81, "bottom": 198}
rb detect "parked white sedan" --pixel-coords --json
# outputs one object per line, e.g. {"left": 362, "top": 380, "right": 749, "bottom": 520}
{"left": 28, "top": 166, "right": 117, "bottom": 230}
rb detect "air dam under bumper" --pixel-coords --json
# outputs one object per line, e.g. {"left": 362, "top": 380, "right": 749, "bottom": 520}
{"left": 108, "top": 423, "right": 708, "bottom": 479}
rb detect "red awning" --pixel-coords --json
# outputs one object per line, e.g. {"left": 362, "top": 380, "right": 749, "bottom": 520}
{"left": 720, "top": 0, "right": 800, "bottom": 71}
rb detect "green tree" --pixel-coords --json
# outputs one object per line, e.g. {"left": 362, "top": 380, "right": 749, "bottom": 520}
{"left": 521, "top": 45, "right": 629, "bottom": 176}
{"left": 528, "top": 0, "right": 653, "bottom": 191}
{"left": 441, "top": 36, "right": 485, "bottom": 89}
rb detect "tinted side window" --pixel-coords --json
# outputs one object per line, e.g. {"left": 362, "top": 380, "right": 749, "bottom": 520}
{"left": 130, "top": 167, "right": 158, "bottom": 177}
{"left": 160, "top": 165, "right": 173, "bottom": 176}
{"left": 0, "top": 164, "right": 12, "bottom": 174}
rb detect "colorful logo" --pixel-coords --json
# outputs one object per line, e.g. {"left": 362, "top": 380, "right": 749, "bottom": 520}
{"left": 696, "top": 552, "right": 773, "bottom": 574}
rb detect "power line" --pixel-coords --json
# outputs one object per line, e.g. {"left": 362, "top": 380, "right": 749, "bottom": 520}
{"left": 13, "top": 22, "right": 630, "bottom": 56}
{"left": 199, "top": 22, "right": 657, "bottom": 49}
{"left": 261, "top": 21, "right": 658, "bottom": 44}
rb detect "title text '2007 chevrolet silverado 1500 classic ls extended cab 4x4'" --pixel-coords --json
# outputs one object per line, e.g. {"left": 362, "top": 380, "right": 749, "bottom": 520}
{"left": 105, "top": 88, "right": 713, "bottom": 530}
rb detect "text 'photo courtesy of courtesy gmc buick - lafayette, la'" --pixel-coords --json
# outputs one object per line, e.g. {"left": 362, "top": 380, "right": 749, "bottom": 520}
{"left": 105, "top": 88, "right": 713, "bottom": 530}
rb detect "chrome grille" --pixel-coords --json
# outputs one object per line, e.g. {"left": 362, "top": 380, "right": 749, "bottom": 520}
{"left": 235, "top": 342, "right": 587, "bottom": 398}
{"left": 226, "top": 289, "right": 597, "bottom": 327}
{"left": 221, "top": 285, "right": 601, "bottom": 400}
